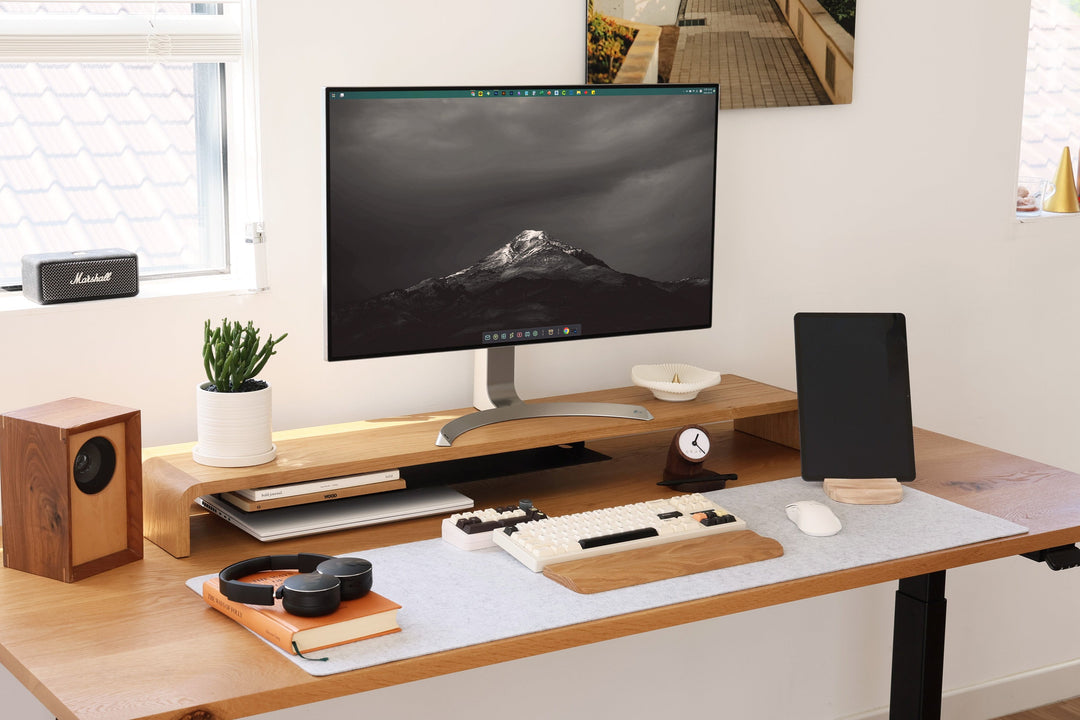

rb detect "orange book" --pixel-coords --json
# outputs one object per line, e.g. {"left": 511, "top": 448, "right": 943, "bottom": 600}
{"left": 202, "top": 570, "right": 401, "bottom": 655}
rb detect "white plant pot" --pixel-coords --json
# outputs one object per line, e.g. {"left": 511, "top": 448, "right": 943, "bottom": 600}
{"left": 192, "top": 381, "right": 277, "bottom": 467}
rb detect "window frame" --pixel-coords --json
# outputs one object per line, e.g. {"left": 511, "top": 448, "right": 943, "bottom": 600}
{"left": 0, "top": 0, "right": 260, "bottom": 305}
{"left": 1016, "top": 0, "right": 1080, "bottom": 227}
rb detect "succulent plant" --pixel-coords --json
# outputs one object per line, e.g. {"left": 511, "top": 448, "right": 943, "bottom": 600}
{"left": 202, "top": 318, "right": 288, "bottom": 392}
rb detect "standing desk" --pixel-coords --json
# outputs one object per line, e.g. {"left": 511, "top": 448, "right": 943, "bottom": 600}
{"left": 1, "top": 400, "right": 1079, "bottom": 719}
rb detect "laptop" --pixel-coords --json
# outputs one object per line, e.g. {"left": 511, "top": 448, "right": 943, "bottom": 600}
{"left": 196, "top": 486, "right": 473, "bottom": 542}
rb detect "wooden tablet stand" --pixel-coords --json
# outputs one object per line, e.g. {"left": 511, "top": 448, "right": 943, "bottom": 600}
{"left": 823, "top": 477, "right": 903, "bottom": 504}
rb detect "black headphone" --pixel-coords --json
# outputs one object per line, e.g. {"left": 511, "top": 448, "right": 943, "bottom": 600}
{"left": 218, "top": 553, "right": 373, "bottom": 617}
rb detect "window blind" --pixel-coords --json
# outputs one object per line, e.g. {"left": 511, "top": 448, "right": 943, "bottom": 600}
{"left": 0, "top": 4, "right": 243, "bottom": 63}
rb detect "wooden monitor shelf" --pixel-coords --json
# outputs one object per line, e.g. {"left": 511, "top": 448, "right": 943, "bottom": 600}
{"left": 142, "top": 375, "right": 798, "bottom": 558}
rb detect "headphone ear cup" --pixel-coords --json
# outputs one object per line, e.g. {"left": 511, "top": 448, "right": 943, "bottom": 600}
{"left": 315, "top": 557, "right": 373, "bottom": 600}
{"left": 275, "top": 573, "right": 341, "bottom": 617}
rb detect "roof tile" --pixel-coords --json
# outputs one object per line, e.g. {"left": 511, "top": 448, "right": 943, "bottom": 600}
{"left": 1019, "top": 1, "right": 1080, "bottom": 179}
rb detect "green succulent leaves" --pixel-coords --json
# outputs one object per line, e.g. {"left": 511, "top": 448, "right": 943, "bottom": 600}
{"left": 203, "top": 318, "right": 288, "bottom": 392}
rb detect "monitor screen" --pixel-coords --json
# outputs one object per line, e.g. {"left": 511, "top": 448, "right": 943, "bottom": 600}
{"left": 325, "top": 85, "right": 719, "bottom": 362}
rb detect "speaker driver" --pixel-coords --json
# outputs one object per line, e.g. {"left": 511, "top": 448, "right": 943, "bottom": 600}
{"left": 72, "top": 436, "right": 116, "bottom": 495}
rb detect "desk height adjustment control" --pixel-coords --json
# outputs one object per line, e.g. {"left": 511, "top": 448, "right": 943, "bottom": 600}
{"left": 1022, "top": 544, "right": 1080, "bottom": 571}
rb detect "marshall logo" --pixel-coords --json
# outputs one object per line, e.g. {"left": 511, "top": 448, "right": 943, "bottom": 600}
{"left": 70, "top": 271, "right": 113, "bottom": 285}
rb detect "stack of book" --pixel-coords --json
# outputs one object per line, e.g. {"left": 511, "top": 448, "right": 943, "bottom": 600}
{"left": 196, "top": 468, "right": 473, "bottom": 542}
{"left": 219, "top": 469, "right": 404, "bottom": 512}
{"left": 202, "top": 569, "right": 402, "bottom": 655}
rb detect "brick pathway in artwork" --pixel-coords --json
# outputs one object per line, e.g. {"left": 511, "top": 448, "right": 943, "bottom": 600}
{"left": 670, "top": 0, "right": 832, "bottom": 108}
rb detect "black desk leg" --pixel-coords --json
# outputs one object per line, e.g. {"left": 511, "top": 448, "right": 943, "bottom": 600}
{"left": 889, "top": 571, "right": 947, "bottom": 720}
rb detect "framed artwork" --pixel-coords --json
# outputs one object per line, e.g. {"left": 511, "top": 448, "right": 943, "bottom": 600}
{"left": 587, "top": 0, "right": 856, "bottom": 109}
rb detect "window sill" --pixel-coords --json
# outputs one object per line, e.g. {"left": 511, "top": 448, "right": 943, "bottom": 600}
{"left": 1016, "top": 210, "right": 1080, "bottom": 223}
{"left": 1014, "top": 210, "right": 1080, "bottom": 241}
{"left": 0, "top": 272, "right": 260, "bottom": 316}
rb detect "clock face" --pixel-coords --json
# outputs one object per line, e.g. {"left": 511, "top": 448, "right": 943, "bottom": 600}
{"left": 677, "top": 427, "right": 710, "bottom": 462}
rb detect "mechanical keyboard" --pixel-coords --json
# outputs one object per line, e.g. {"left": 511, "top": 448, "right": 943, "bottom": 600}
{"left": 491, "top": 493, "right": 746, "bottom": 572}
{"left": 442, "top": 500, "right": 548, "bottom": 550}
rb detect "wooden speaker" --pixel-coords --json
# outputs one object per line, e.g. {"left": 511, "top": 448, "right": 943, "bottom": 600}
{"left": 1, "top": 398, "right": 142, "bottom": 582}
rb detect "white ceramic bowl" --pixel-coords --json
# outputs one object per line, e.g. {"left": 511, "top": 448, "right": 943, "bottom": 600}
{"left": 631, "top": 363, "right": 721, "bottom": 402}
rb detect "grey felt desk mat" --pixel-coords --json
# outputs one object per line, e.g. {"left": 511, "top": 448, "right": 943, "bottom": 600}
{"left": 185, "top": 477, "right": 1027, "bottom": 676}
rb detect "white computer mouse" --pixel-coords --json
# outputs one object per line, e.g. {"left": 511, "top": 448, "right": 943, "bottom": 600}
{"left": 785, "top": 500, "right": 842, "bottom": 537}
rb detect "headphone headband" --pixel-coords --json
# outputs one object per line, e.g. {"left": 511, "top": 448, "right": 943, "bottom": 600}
{"left": 218, "top": 553, "right": 333, "bottom": 606}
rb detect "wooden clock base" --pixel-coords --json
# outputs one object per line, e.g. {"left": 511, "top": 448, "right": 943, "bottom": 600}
{"left": 658, "top": 468, "right": 732, "bottom": 493}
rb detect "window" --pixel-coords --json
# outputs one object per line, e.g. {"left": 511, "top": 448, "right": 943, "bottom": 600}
{"left": 0, "top": 1, "right": 251, "bottom": 289}
{"left": 1020, "top": 0, "right": 1080, "bottom": 190}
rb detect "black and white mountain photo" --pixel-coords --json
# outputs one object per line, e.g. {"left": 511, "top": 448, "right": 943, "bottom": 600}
{"left": 326, "top": 91, "right": 717, "bottom": 360}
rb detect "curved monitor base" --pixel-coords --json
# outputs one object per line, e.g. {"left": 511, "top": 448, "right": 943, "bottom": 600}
{"left": 436, "top": 401, "right": 653, "bottom": 447}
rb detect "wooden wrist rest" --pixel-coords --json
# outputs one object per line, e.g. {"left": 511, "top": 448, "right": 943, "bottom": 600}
{"left": 541, "top": 530, "right": 783, "bottom": 594}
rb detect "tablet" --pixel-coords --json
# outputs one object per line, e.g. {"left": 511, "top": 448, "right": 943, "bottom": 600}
{"left": 794, "top": 312, "right": 916, "bottom": 483}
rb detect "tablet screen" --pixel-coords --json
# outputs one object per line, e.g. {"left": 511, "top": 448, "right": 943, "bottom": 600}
{"left": 794, "top": 312, "right": 916, "bottom": 482}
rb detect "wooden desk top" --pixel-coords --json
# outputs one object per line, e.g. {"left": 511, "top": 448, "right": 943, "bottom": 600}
{"left": 2, "top": 424, "right": 1079, "bottom": 720}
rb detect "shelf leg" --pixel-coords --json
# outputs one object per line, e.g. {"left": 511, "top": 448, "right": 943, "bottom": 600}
{"left": 733, "top": 410, "right": 800, "bottom": 450}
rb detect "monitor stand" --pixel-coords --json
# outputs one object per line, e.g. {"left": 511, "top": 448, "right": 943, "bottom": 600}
{"left": 435, "top": 346, "right": 653, "bottom": 446}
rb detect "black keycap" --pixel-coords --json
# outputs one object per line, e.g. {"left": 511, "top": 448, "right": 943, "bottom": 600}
{"left": 700, "top": 514, "right": 737, "bottom": 527}
{"left": 461, "top": 519, "right": 501, "bottom": 534}
{"left": 578, "top": 527, "right": 659, "bottom": 549}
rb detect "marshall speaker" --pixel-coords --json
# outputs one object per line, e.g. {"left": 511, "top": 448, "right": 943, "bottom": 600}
{"left": 22, "top": 249, "right": 139, "bottom": 305}
{"left": 1, "top": 398, "right": 143, "bottom": 582}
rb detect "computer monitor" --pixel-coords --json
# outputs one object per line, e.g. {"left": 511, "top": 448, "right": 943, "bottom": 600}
{"left": 325, "top": 84, "right": 719, "bottom": 445}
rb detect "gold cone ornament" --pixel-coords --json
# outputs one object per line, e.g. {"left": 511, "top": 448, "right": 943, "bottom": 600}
{"left": 1044, "top": 147, "right": 1080, "bottom": 213}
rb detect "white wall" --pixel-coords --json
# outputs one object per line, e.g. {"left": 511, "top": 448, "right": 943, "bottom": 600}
{"left": 4, "top": 1, "right": 1080, "bottom": 718}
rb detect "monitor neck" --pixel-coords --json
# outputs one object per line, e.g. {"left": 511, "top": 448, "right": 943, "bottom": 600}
{"left": 473, "top": 346, "right": 523, "bottom": 410}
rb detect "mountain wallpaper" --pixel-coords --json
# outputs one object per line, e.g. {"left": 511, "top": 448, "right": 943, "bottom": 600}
{"left": 331, "top": 229, "right": 710, "bottom": 357}
{"left": 326, "top": 92, "right": 717, "bottom": 360}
